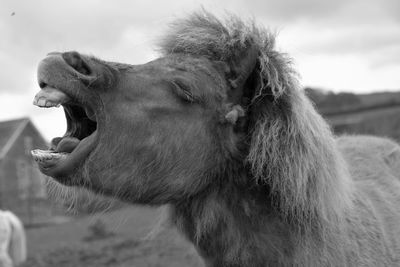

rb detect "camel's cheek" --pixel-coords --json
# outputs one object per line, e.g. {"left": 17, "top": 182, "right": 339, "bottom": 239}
{"left": 86, "top": 118, "right": 215, "bottom": 201}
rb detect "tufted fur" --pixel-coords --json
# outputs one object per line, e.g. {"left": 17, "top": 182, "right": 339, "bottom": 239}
{"left": 159, "top": 11, "right": 400, "bottom": 266}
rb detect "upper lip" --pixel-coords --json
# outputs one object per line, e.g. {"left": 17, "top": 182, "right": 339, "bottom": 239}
{"left": 33, "top": 81, "right": 97, "bottom": 158}
{"left": 33, "top": 82, "right": 98, "bottom": 149}
{"left": 33, "top": 84, "right": 71, "bottom": 108}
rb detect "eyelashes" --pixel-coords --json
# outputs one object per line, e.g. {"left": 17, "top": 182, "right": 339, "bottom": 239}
{"left": 170, "top": 79, "right": 196, "bottom": 103}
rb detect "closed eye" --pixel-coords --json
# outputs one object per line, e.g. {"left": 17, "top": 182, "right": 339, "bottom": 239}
{"left": 170, "top": 79, "right": 196, "bottom": 103}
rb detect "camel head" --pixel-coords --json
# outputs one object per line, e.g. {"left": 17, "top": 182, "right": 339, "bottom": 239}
{"left": 32, "top": 42, "right": 262, "bottom": 204}
{"left": 32, "top": 12, "right": 299, "bottom": 206}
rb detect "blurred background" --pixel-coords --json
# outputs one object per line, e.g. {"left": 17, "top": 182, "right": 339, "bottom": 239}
{"left": 0, "top": 0, "right": 399, "bottom": 266}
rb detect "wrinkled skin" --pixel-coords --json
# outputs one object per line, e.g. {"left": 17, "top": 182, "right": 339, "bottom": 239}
{"left": 32, "top": 51, "right": 241, "bottom": 204}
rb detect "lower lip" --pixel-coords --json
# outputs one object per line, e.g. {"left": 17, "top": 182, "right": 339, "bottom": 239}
{"left": 34, "top": 131, "right": 98, "bottom": 178}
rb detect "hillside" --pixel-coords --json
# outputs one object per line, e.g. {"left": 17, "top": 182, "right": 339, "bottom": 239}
{"left": 305, "top": 88, "right": 400, "bottom": 115}
{"left": 326, "top": 105, "right": 400, "bottom": 141}
{"left": 305, "top": 88, "right": 400, "bottom": 141}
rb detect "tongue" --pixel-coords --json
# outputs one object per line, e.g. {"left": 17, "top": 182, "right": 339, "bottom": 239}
{"left": 56, "top": 137, "right": 80, "bottom": 153}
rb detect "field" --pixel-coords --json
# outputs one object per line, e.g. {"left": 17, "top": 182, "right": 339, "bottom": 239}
{"left": 21, "top": 206, "right": 203, "bottom": 267}
{"left": 325, "top": 105, "right": 400, "bottom": 141}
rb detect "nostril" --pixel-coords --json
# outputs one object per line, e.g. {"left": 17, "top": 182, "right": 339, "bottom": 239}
{"left": 62, "top": 51, "right": 91, "bottom": 75}
{"left": 47, "top": 51, "right": 61, "bottom": 56}
{"left": 39, "top": 81, "right": 47, "bottom": 89}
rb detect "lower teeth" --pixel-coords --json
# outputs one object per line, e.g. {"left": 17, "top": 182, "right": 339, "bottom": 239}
{"left": 31, "top": 149, "right": 64, "bottom": 162}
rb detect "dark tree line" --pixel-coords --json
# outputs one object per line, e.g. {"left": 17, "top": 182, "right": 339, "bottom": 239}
{"left": 304, "top": 87, "right": 400, "bottom": 115}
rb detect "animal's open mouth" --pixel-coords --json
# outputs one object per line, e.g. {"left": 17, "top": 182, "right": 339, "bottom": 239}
{"left": 31, "top": 85, "right": 98, "bottom": 178}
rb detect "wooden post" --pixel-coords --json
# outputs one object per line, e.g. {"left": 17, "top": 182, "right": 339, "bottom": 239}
{"left": 24, "top": 136, "right": 33, "bottom": 225}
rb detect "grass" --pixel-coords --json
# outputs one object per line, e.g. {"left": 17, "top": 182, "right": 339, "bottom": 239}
{"left": 22, "top": 206, "right": 203, "bottom": 267}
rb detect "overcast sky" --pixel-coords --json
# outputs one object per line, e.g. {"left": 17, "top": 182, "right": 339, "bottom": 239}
{"left": 1, "top": 0, "right": 399, "bottom": 140}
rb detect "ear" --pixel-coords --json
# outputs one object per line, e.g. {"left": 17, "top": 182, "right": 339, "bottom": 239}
{"left": 226, "top": 44, "right": 259, "bottom": 106}
{"left": 221, "top": 44, "right": 261, "bottom": 128}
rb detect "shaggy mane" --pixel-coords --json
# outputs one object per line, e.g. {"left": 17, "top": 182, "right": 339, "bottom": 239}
{"left": 159, "top": 11, "right": 293, "bottom": 99}
{"left": 157, "top": 11, "right": 363, "bottom": 265}
{"left": 159, "top": 10, "right": 352, "bottom": 229}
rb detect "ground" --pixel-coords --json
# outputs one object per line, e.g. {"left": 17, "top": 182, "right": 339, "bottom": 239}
{"left": 21, "top": 206, "right": 203, "bottom": 267}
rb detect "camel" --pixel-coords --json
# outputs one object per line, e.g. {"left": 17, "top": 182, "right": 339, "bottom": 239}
{"left": 31, "top": 11, "right": 400, "bottom": 266}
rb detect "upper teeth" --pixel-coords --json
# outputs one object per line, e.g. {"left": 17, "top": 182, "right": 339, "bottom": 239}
{"left": 33, "top": 86, "right": 71, "bottom": 108}
{"left": 34, "top": 98, "right": 61, "bottom": 108}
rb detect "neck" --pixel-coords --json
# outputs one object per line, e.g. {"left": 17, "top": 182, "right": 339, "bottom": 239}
{"left": 171, "top": 177, "right": 296, "bottom": 267}
{"left": 171, "top": 98, "right": 354, "bottom": 266}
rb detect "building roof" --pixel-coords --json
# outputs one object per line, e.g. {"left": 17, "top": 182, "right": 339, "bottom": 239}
{"left": 0, "top": 117, "right": 30, "bottom": 159}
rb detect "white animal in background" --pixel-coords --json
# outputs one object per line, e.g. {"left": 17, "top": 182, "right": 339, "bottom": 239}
{"left": 0, "top": 211, "right": 27, "bottom": 267}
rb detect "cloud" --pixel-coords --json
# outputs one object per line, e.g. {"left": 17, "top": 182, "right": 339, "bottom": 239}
{"left": 0, "top": 0, "right": 214, "bottom": 93}
{"left": 0, "top": 0, "right": 399, "bottom": 136}
{"left": 244, "top": 0, "right": 348, "bottom": 22}
{"left": 250, "top": 0, "right": 400, "bottom": 24}
{"left": 294, "top": 53, "right": 400, "bottom": 92}
{"left": 251, "top": 0, "right": 400, "bottom": 72}
{"left": 284, "top": 23, "right": 400, "bottom": 71}
{"left": 370, "top": 46, "right": 400, "bottom": 69}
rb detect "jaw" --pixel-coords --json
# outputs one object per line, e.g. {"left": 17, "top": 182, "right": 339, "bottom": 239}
{"left": 32, "top": 61, "right": 100, "bottom": 183}
{"left": 32, "top": 131, "right": 98, "bottom": 183}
